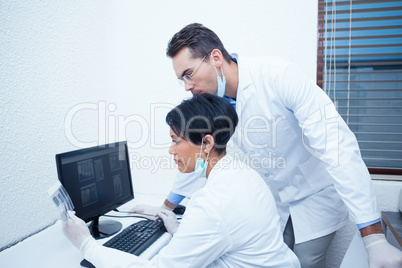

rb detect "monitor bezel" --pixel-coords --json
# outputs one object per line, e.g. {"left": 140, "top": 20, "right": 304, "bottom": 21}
{"left": 55, "top": 141, "right": 134, "bottom": 223}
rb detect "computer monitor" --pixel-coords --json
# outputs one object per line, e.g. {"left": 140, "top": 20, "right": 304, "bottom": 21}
{"left": 56, "top": 141, "right": 134, "bottom": 239}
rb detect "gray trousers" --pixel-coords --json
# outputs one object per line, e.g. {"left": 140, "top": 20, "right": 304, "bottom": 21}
{"left": 283, "top": 217, "right": 336, "bottom": 268}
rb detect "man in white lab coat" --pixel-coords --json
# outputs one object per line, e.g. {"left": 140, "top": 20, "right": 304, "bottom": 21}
{"left": 134, "top": 23, "right": 402, "bottom": 267}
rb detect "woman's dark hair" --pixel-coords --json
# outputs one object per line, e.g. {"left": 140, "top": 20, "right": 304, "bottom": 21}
{"left": 166, "top": 23, "right": 232, "bottom": 63}
{"left": 166, "top": 93, "right": 238, "bottom": 155}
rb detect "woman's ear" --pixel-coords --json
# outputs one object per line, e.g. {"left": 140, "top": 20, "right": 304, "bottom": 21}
{"left": 203, "top": 134, "right": 215, "bottom": 154}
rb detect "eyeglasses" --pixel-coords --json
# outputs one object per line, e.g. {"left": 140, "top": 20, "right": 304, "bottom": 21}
{"left": 178, "top": 56, "right": 207, "bottom": 86}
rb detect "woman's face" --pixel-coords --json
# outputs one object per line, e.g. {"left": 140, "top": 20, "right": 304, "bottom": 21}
{"left": 168, "top": 128, "right": 201, "bottom": 173}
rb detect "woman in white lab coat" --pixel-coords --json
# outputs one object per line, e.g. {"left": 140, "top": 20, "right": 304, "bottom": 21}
{"left": 63, "top": 93, "right": 300, "bottom": 268}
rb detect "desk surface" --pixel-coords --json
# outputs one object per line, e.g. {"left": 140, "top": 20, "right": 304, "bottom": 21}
{"left": 340, "top": 232, "right": 368, "bottom": 268}
{"left": 382, "top": 211, "right": 402, "bottom": 247}
{"left": 0, "top": 195, "right": 171, "bottom": 268}
{"left": 1, "top": 220, "right": 92, "bottom": 268}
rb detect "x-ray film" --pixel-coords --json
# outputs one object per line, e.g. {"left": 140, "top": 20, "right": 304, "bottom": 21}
{"left": 47, "top": 181, "right": 74, "bottom": 222}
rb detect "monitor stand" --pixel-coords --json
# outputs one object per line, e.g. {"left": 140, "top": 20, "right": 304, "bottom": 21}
{"left": 89, "top": 216, "right": 122, "bottom": 239}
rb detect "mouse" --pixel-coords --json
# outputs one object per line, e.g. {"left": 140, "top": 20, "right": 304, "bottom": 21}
{"left": 80, "top": 259, "right": 95, "bottom": 268}
{"left": 173, "top": 204, "right": 186, "bottom": 215}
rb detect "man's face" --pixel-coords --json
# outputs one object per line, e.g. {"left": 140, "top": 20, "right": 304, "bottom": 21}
{"left": 172, "top": 47, "right": 218, "bottom": 95}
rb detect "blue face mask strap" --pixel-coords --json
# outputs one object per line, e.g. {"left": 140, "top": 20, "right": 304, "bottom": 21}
{"left": 194, "top": 136, "right": 210, "bottom": 175}
{"left": 198, "top": 136, "right": 205, "bottom": 158}
{"left": 205, "top": 145, "right": 210, "bottom": 163}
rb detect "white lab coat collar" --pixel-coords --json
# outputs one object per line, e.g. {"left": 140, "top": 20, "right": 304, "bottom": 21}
{"left": 232, "top": 53, "right": 252, "bottom": 97}
{"left": 207, "top": 154, "right": 233, "bottom": 183}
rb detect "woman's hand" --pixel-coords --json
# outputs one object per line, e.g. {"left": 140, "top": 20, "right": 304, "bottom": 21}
{"left": 62, "top": 211, "right": 92, "bottom": 249}
{"left": 157, "top": 209, "right": 179, "bottom": 235}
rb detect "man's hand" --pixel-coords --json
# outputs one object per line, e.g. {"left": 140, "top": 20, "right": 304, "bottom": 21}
{"left": 157, "top": 209, "right": 179, "bottom": 235}
{"left": 363, "top": 234, "right": 402, "bottom": 268}
{"left": 62, "top": 211, "right": 92, "bottom": 249}
{"left": 360, "top": 222, "right": 402, "bottom": 268}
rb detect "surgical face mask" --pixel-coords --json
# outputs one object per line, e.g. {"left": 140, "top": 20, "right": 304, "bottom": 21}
{"left": 193, "top": 137, "right": 210, "bottom": 178}
{"left": 211, "top": 56, "right": 226, "bottom": 97}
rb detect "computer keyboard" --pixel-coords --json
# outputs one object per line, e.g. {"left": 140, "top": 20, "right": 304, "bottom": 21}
{"left": 80, "top": 220, "right": 167, "bottom": 268}
{"left": 104, "top": 220, "right": 166, "bottom": 254}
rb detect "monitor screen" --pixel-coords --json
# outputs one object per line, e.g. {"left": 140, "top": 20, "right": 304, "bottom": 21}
{"left": 56, "top": 141, "right": 134, "bottom": 237}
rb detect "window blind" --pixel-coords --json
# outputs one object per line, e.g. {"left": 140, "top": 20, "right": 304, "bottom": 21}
{"left": 317, "top": 0, "right": 402, "bottom": 174}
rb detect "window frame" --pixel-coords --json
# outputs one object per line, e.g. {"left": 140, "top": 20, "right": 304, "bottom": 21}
{"left": 316, "top": 0, "right": 402, "bottom": 176}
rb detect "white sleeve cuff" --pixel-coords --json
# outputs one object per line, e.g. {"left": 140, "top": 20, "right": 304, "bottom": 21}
{"left": 79, "top": 236, "right": 96, "bottom": 255}
{"left": 82, "top": 236, "right": 152, "bottom": 268}
{"left": 362, "top": 233, "right": 387, "bottom": 249}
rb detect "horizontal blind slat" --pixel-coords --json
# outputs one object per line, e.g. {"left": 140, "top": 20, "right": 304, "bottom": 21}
{"left": 320, "top": 34, "right": 402, "bottom": 41}
{"left": 334, "top": 97, "right": 402, "bottom": 100}
{"left": 335, "top": 106, "right": 402, "bottom": 108}
{"left": 320, "top": 80, "right": 402, "bottom": 82}
{"left": 322, "top": 89, "right": 402, "bottom": 92}
{"left": 318, "top": 71, "right": 402, "bottom": 75}
{"left": 319, "top": 0, "right": 402, "bottom": 7}
{"left": 318, "top": 44, "right": 402, "bottom": 49}
{"left": 341, "top": 114, "right": 402, "bottom": 117}
{"left": 347, "top": 123, "right": 402, "bottom": 126}
{"left": 319, "top": 15, "right": 402, "bottom": 23}
{"left": 353, "top": 132, "right": 402, "bottom": 135}
{"left": 318, "top": 61, "right": 402, "bottom": 66}
{"left": 319, "top": 53, "right": 402, "bottom": 58}
{"left": 319, "top": 25, "right": 402, "bottom": 33}
{"left": 363, "top": 157, "right": 402, "bottom": 161}
{"left": 360, "top": 140, "right": 402, "bottom": 143}
{"left": 320, "top": 6, "right": 402, "bottom": 15}
{"left": 361, "top": 149, "right": 402, "bottom": 152}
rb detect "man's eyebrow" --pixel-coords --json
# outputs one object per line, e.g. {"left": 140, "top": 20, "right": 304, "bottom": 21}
{"left": 180, "top": 68, "right": 191, "bottom": 78}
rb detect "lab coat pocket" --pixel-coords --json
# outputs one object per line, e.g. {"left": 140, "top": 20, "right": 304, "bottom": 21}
{"left": 277, "top": 156, "right": 332, "bottom": 203}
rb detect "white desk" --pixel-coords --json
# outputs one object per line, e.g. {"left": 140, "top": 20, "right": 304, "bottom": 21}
{"left": 340, "top": 232, "right": 369, "bottom": 268}
{"left": 0, "top": 196, "right": 171, "bottom": 268}
{"left": 340, "top": 211, "right": 402, "bottom": 268}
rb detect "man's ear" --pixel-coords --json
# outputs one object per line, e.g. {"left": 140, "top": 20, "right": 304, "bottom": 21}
{"left": 203, "top": 134, "right": 215, "bottom": 154}
{"left": 210, "top": 49, "right": 224, "bottom": 68}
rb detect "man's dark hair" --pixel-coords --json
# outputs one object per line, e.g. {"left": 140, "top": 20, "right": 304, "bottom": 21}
{"left": 166, "top": 23, "right": 232, "bottom": 63}
{"left": 166, "top": 93, "right": 238, "bottom": 155}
